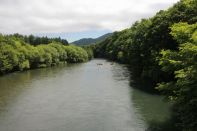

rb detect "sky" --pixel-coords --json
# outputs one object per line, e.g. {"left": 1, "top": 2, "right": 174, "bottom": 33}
{"left": 0, "top": 0, "right": 179, "bottom": 42}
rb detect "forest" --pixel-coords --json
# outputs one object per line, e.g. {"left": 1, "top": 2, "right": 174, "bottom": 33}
{"left": 0, "top": 34, "right": 91, "bottom": 75}
{"left": 10, "top": 33, "right": 69, "bottom": 46}
{"left": 93, "top": 0, "right": 197, "bottom": 130}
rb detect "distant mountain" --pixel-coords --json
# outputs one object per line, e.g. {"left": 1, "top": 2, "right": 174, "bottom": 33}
{"left": 72, "top": 33, "right": 112, "bottom": 46}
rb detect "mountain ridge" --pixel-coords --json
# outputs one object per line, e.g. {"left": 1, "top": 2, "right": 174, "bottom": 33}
{"left": 72, "top": 33, "right": 112, "bottom": 46}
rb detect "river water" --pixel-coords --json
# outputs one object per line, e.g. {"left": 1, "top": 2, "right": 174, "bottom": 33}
{"left": 0, "top": 59, "right": 171, "bottom": 131}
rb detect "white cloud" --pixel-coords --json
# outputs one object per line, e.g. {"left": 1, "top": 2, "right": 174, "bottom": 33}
{"left": 0, "top": 0, "right": 179, "bottom": 34}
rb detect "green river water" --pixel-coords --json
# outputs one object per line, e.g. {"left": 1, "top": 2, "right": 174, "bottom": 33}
{"left": 0, "top": 59, "right": 171, "bottom": 131}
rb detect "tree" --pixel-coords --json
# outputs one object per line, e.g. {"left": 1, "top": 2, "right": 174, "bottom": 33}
{"left": 157, "top": 22, "right": 197, "bottom": 130}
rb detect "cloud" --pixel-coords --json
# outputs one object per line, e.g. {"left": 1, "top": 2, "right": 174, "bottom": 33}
{"left": 0, "top": 0, "right": 179, "bottom": 35}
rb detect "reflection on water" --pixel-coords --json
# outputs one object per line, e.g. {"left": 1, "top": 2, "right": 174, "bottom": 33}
{"left": 0, "top": 59, "right": 172, "bottom": 131}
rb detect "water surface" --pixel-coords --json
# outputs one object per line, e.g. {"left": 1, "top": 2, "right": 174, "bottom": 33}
{"left": 0, "top": 59, "right": 170, "bottom": 131}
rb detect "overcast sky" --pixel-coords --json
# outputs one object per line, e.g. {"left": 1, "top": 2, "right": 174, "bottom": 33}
{"left": 0, "top": 0, "right": 179, "bottom": 42}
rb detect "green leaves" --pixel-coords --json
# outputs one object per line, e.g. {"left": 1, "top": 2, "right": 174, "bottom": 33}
{"left": 158, "top": 22, "right": 197, "bottom": 130}
{"left": 170, "top": 22, "right": 197, "bottom": 44}
{"left": 192, "top": 31, "right": 197, "bottom": 43}
{"left": 64, "top": 45, "right": 88, "bottom": 63}
{"left": 0, "top": 36, "right": 89, "bottom": 74}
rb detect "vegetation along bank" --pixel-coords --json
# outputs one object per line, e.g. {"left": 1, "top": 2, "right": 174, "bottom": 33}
{"left": 0, "top": 34, "right": 92, "bottom": 75}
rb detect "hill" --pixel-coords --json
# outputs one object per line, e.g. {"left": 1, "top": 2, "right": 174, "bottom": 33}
{"left": 72, "top": 33, "right": 112, "bottom": 46}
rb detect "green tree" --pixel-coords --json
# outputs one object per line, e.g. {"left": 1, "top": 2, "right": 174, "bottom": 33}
{"left": 157, "top": 22, "right": 197, "bottom": 130}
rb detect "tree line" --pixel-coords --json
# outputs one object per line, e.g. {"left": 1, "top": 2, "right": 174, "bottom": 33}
{"left": 9, "top": 33, "right": 69, "bottom": 46}
{"left": 94, "top": 0, "right": 197, "bottom": 130}
{"left": 0, "top": 34, "right": 91, "bottom": 75}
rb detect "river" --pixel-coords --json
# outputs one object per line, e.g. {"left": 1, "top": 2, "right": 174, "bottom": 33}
{"left": 0, "top": 59, "right": 171, "bottom": 131}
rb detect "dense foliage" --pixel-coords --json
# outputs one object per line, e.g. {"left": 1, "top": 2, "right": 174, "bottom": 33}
{"left": 0, "top": 34, "right": 89, "bottom": 75}
{"left": 94, "top": 0, "right": 197, "bottom": 130}
{"left": 157, "top": 22, "right": 197, "bottom": 130}
{"left": 95, "top": 0, "right": 196, "bottom": 82}
{"left": 82, "top": 46, "right": 94, "bottom": 60}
